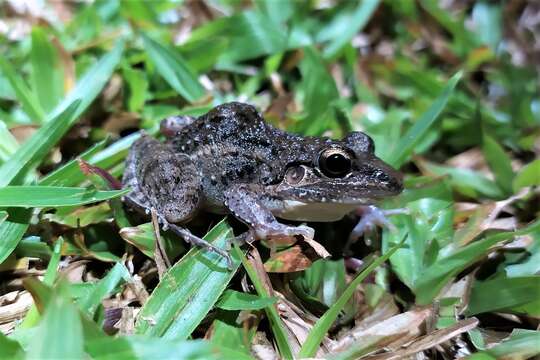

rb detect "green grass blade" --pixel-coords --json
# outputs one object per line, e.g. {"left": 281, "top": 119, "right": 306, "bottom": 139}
{"left": 142, "top": 33, "right": 204, "bottom": 103}
{"left": 30, "top": 27, "right": 64, "bottom": 113}
{"left": 78, "top": 262, "right": 131, "bottom": 317}
{"left": 298, "top": 238, "right": 405, "bottom": 358}
{"left": 39, "top": 140, "right": 107, "bottom": 186}
{"left": 388, "top": 71, "right": 463, "bottom": 168}
{"left": 0, "top": 209, "right": 31, "bottom": 264}
{"left": 27, "top": 292, "right": 84, "bottom": 359}
{"left": 234, "top": 246, "right": 294, "bottom": 360}
{"left": 482, "top": 133, "right": 514, "bottom": 194}
{"left": 85, "top": 336, "right": 230, "bottom": 360}
{"left": 0, "top": 119, "right": 19, "bottom": 163}
{"left": 47, "top": 41, "right": 124, "bottom": 121}
{"left": 135, "top": 219, "right": 240, "bottom": 339}
{"left": 0, "top": 57, "right": 45, "bottom": 123}
{"left": 322, "top": 0, "right": 380, "bottom": 58}
{"left": 0, "top": 186, "right": 128, "bottom": 207}
{"left": 0, "top": 101, "right": 80, "bottom": 187}
{"left": 19, "top": 237, "right": 64, "bottom": 329}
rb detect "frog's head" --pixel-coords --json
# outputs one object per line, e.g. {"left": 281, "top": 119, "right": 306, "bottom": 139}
{"left": 272, "top": 132, "right": 403, "bottom": 221}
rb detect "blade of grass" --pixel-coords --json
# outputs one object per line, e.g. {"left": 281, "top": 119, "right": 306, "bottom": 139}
{"left": 0, "top": 209, "right": 32, "bottom": 264}
{"left": 0, "top": 101, "right": 79, "bottom": 187}
{"left": 142, "top": 33, "right": 204, "bottom": 103}
{"left": 233, "top": 246, "right": 294, "bottom": 360}
{"left": 20, "top": 237, "right": 64, "bottom": 329}
{"left": 388, "top": 71, "right": 462, "bottom": 168}
{"left": 0, "top": 186, "right": 128, "bottom": 207}
{"left": 322, "top": 0, "right": 380, "bottom": 58}
{"left": 135, "top": 219, "right": 240, "bottom": 339}
{"left": 39, "top": 140, "right": 106, "bottom": 186}
{"left": 482, "top": 133, "right": 514, "bottom": 194}
{"left": 30, "top": 27, "right": 64, "bottom": 113}
{"left": 26, "top": 292, "right": 84, "bottom": 360}
{"left": 47, "top": 41, "right": 124, "bottom": 121}
{"left": 0, "top": 57, "right": 45, "bottom": 123}
{"left": 0, "top": 119, "right": 18, "bottom": 163}
{"left": 78, "top": 262, "right": 131, "bottom": 317}
{"left": 298, "top": 237, "right": 405, "bottom": 358}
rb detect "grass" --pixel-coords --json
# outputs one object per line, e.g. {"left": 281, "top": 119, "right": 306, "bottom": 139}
{"left": 0, "top": 1, "right": 539, "bottom": 359}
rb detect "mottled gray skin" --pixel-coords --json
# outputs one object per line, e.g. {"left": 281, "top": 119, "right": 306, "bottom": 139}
{"left": 123, "top": 102, "right": 402, "bottom": 244}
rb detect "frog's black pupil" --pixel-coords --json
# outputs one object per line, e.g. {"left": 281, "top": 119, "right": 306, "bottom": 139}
{"left": 322, "top": 152, "right": 351, "bottom": 177}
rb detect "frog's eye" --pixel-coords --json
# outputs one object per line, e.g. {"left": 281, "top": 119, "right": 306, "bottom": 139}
{"left": 318, "top": 148, "right": 352, "bottom": 178}
{"left": 285, "top": 166, "right": 305, "bottom": 184}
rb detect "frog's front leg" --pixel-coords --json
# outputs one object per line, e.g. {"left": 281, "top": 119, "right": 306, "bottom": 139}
{"left": 224, "top": 184, "right": 315, "bottom": 243}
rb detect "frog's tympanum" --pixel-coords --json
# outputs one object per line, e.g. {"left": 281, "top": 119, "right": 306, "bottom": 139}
{"left": 123, "top": 102, "right": 403, "bottom": 263}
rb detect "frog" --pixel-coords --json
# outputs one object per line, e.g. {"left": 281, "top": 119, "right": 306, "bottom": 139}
{"left": 122, "top": 102, "right": 403, "bottom": 265}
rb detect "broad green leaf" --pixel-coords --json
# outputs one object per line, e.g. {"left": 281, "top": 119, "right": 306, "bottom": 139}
{"left": 78, "top": 262, "right": 131, "bottom": 317}
{"left": 27, "top": 293, "right": 84, "bottom": 360}
{"left": 0, "top": 57, "right": 45, "bottom": 123}
{"left": 0, "top": 186, "right": 128, "bottom": 207}
{"left": 388, "top": 71, "right": 462, "bottom": 168}
{"left": 467, "top": 276, "right": 540, "bottom": 315}
{"left": 142, "top": 33, "right": 204, "bottom": 103}
{"left": 414, "top": 220, "right": 540, "bottom": 304}
{"left": 322, "top": 0, "right": 380, "bottom": 58}
{"left": 470, "top": 329, "right": 540, "bottom": 359}
{"left": 482, "top": 133, "right": 514, "bottom": 194}
{"left": 30, "top": 27, "right": 64, "bottom": 113}
{"left": 135, "top": 219, "right": 240, "bottom": 339}
{"left": 513, "top": 159, "right": 540, "bottom": 192}
{"left": 298, "top": 239, "right": 405, "bottom": 358}
{"left": 216, "top": 290, "right": 277, "bottom": 311}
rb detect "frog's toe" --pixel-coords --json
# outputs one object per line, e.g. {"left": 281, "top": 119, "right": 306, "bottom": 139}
{"left": 348, "top": 205, "right": 407, "bottom": 244}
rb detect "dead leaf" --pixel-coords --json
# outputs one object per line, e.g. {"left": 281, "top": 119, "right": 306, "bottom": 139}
{"left": 264, "top": 246, "right": 312, "bottom": 273}
{"left": 331, "top": 307, "right": 433, "bottom": 353}
{"left": 366, "top": 318, "right": 479, "bottom": 359}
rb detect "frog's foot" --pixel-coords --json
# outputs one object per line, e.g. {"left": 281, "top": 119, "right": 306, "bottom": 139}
{"left": 346, "top": 205, "right": 407, "bottom": 253}
{"left": 253, "top": 222, "right": 315, "bottom": 242}
{"left": 167, "top": 223, "right": 233, "bottom": 270}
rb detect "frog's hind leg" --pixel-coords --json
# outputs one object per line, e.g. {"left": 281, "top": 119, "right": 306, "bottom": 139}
{"left": 124, "top": 136, "right": 233, "bottom": 268}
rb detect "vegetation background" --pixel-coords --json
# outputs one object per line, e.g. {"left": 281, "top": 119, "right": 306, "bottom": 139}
{"left": 0, "top": 0, "right": 539, "bottom": 359}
